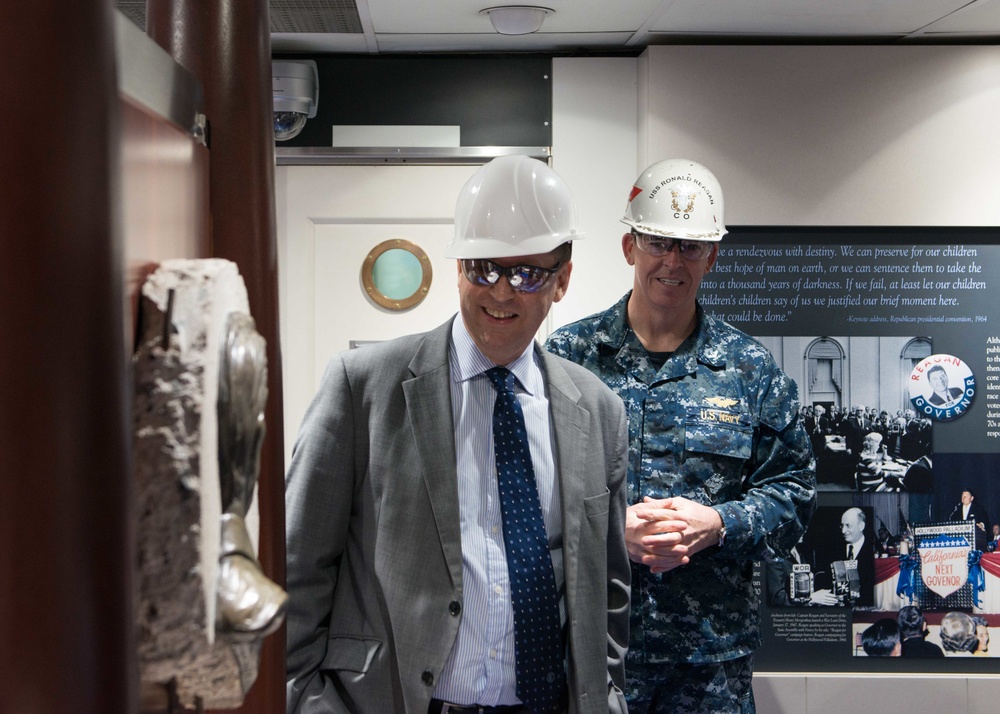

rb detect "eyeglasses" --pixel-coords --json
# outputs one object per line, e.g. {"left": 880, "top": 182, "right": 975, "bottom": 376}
{"left": 631, "top": 231, "right": 715, "bottom": 261}
{"left": 460, "top": 258, "right": 563, "bottom": 293}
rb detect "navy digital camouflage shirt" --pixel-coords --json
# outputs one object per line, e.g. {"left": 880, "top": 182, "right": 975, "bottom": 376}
{"left": 545, "top": 292, "right": 816, "bottom": 664}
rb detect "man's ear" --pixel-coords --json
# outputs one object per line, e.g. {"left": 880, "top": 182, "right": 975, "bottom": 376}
{"left": 622, "top": 233, "right": 636, "bottom": 265}
{"left": 552, "top": 261, "right": 573, "bottom": 303}
{"left": 705, "top": 243, "right": 720, "bottom": 272}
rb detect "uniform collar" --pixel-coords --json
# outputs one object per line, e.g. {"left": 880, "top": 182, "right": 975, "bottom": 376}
{"left": 596, "top": 291, "right": 729, "bottom": 377}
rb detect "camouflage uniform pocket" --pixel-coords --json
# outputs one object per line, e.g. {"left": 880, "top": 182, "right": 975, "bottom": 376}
{"left": 684, "top": 406, "right": 753, "bottom": 461}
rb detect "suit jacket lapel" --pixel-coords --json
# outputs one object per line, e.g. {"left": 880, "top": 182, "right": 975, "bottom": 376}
{"left": 540, "top": 350, "right": 589, "bottom": 602}
{"left": 402, "top": 320, "right": 464, "bottom": 590}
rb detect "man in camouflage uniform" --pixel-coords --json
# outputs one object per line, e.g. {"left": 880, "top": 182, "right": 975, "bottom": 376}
{"left": 545, "top": 159, "right": 816, "bottom": 713}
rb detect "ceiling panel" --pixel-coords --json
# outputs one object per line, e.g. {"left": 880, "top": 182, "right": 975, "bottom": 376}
{"left": 119, "top": 0, "right": 1000, "bottom": 55}
{"left": 650, "top": 0, "right": 975, "bottom": 36}
{"left": 923, "top": 0, "right": 1000, "bottom": 34}
{"left": 372, "top": 32, "right": 639, "bottom": 54}
{"left": 367, "top": 0, "right": 662, "bottom": 34}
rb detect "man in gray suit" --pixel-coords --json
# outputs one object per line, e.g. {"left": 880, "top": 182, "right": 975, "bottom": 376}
{"left": 286, "top": 155, "right": 630, "bottom": 714}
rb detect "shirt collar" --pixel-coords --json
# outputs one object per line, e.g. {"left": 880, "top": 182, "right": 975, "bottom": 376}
{"left": 450, "top": 315, "right": 540, "bottom": 395}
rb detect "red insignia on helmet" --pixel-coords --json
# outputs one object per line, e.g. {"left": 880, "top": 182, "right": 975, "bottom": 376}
{"left": 628, "top": 185, "right": 642, "bottom": 202}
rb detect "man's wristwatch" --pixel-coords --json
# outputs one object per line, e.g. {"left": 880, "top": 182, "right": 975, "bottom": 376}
{"left": 716, "top": 521, "right": 727, "bottom": 548}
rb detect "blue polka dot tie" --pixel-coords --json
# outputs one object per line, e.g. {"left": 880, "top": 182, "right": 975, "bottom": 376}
{"left": 486, "top": 367, "right": 565, "bottom": 714}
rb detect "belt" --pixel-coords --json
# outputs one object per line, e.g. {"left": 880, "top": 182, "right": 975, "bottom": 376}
{"left": 428, "top": 699, "right": 530, "bottom": 714}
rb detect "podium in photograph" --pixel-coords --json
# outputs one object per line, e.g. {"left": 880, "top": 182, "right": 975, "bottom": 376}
{"left": 913, "top": 521, "right": 976, "bottom": 611}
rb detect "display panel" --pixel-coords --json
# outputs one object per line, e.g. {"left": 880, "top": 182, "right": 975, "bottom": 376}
{"left": 705, "top": 227, "right": 1000, "bottom": 673}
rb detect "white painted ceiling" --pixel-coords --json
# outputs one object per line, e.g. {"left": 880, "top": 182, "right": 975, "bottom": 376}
{"left": 116, "top": 0, "right": 1000, "bottom": 54}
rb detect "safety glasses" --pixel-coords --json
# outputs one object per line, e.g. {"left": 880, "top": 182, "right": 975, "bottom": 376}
{"left": 460, "top": 258, "right": 563, "bottom": 293}
{"left": 631, "top": 231, "right": 715, "bottom": 261}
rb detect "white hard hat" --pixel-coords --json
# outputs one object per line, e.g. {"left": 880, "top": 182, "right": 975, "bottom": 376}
{"left": 445, "top": 155, "right": 583, "bottom": 259}
{"left": 621, "top": 158, "right": 727, "bottom": 242}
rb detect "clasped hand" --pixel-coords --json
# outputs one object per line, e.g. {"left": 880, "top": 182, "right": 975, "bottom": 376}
{"left": 625, "top": 496, "right": 724, "bottom": 574}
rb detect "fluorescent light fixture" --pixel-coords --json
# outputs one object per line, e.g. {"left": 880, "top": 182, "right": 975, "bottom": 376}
{"left": 480, "top": 6, "right": 553, "bottom": 35}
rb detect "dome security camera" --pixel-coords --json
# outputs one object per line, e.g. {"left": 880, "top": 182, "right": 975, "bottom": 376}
{"left": 272, "top": 60, "right": 318, "bottom": 141}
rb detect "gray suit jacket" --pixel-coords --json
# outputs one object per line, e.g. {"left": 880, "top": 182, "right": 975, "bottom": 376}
{"left": 285, "top": 319, "right": 630, "bottom": 713}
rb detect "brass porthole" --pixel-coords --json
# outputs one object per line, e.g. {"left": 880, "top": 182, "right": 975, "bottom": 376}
{"left": 361, "top": 239, "right": 433, "bottom": 311}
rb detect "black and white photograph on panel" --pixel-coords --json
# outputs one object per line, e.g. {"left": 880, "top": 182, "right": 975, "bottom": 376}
{"left": 780, "top": 335, "right": 935, "bottom": 493}
{"left": 765, "top": 504, "right": 877, "bottom": 611}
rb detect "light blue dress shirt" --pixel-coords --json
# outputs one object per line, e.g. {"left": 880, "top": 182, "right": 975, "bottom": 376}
{"left": 432, "top": 317, "right": 564, "bottom": 707}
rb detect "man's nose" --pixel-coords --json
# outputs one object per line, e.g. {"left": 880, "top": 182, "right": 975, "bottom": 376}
{"left": 660, "top": 242, "right": 685, "bottom": 265}
{"left": 489, "top": 274, "right": 517, "bottom": 300}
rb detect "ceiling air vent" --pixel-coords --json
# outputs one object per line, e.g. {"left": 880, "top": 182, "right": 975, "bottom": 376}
{"left": 115, "top": 0, "right": 146, "bottom": 29}
{"left": 270, "top": 0, "right": 362, "bottom": 33}
{"left": 115, "top": 0, "right": 363, "bottom": 34}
